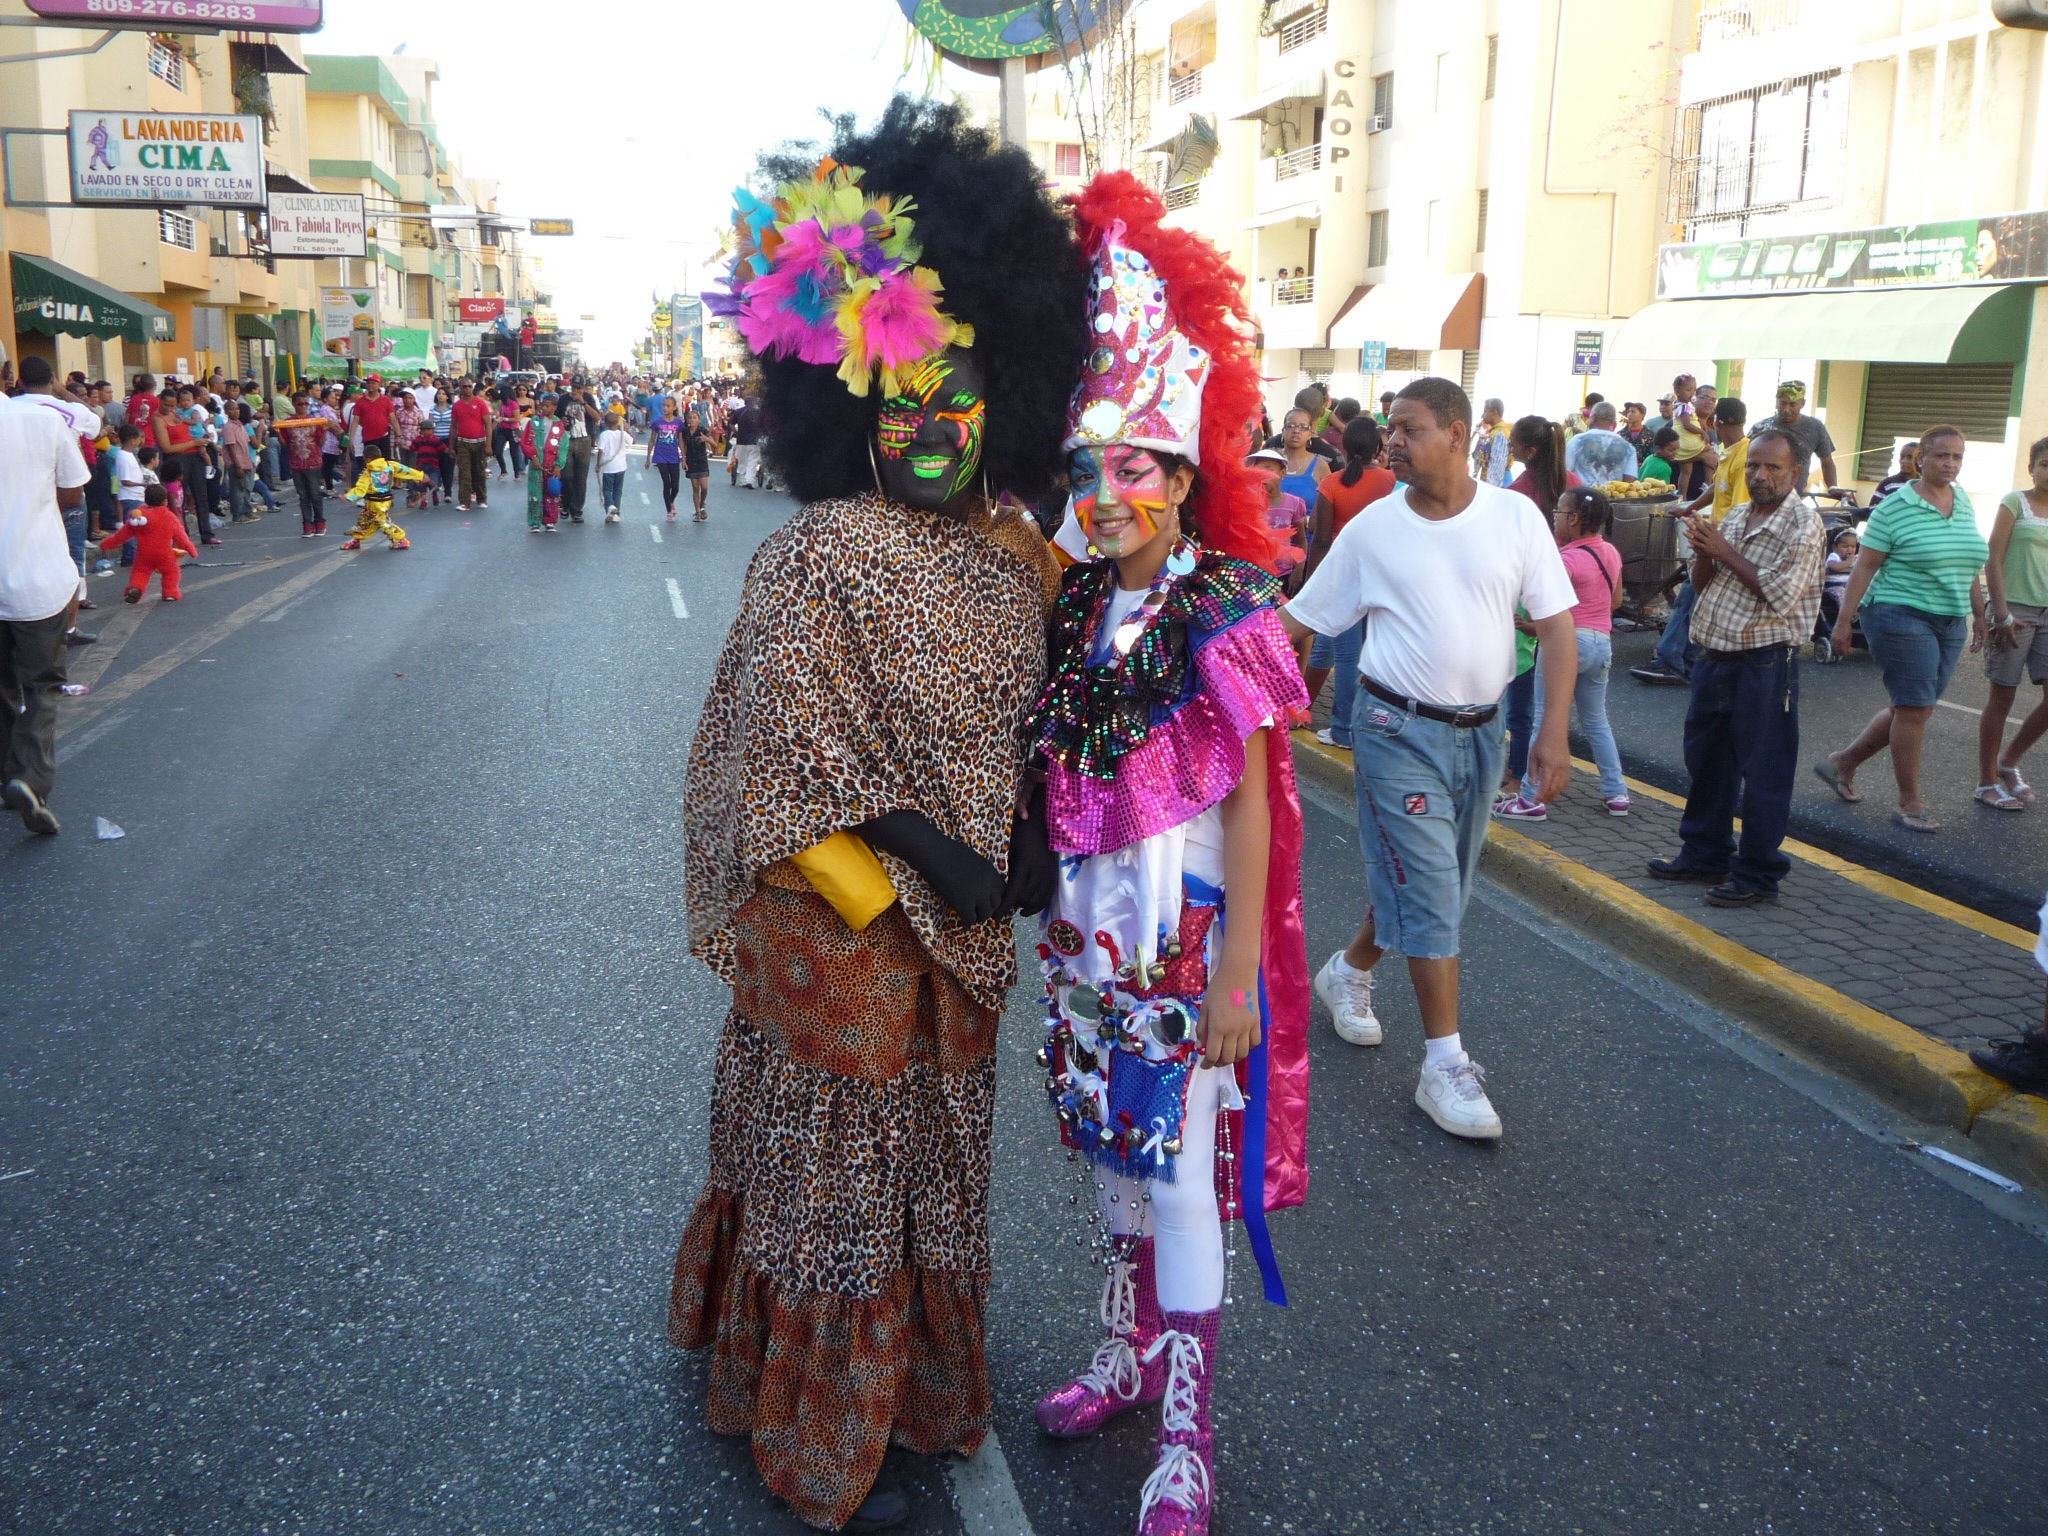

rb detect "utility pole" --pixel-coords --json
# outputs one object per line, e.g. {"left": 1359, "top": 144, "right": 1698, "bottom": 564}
{"left": 999, "top": 55, "right": 1028, "bottom": 148}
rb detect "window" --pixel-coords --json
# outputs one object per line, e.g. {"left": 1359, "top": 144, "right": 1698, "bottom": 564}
{"left": 1386, "top": 348, "right": 1429, "bottom": 371}
{"left": 1054, "top": 142, "right": 1084, "bottom": 178}
{"left": 1460, "top": 351, "right": 1480, "bottom": 396}
{"left": 1367, "top": 209, "right": 1389, "bottom": 267}
{"left": 1475, "top": 189, "right": 1489, "bottom": 253}
{"left": 1485, "top": 35, "right": 1497, "bottom": 100}
{"left": 1298, "top": 347, "right": 1337, "bottom": 380}
{"left": 1670, "top": 71, "right": 1845, "bottom": 238}
{"left": 1372, "top": 73, "right": 1394, "bottom": 120}
{"left": 407, "top": 274, "right": 434, "bottom": 321}
{"left": 396, "top": 130, "right": 431, "bottom": 177}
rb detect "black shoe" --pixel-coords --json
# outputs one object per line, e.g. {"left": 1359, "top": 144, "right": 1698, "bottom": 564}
{"left": 2, "top": 778, "right": 60, "bottom": 836}
{"left": 1704, "top": 882, "right": 1776, "bottom": 908}
{"left": 1970, "top": 1031, "right": 2048, "bottom": 1095}
{"left": 61, "top": 628, "right": 97, "bottom": 646}
{"left": 1630, "top": 662, "right": 1689, "bottom": 686}
{"left": 845, "top": 1482, "right": 909, "bottom": 1533}
{"left": 1647, "top": 857, "right": 1724, "bottom": 883}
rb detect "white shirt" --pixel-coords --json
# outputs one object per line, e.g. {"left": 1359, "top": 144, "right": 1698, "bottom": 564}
{"left": 596, "top": 428, "right": 633, "bottom": 475}
{"left": 1288, "top": 480, "right": 1576, "bottom": 709}
{"left": 112, "top": 447, "right": 144, "bottom": 502}
{"left": 409, "top": 384, "right": 438, "bottom": 416}
{"left": 0, "top": 408, "right": 91, "bottom": 622}
{"left": 4, "top": 390, "right": 101, "bottom": 441}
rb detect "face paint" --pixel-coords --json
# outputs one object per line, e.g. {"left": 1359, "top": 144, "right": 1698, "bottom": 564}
{"left": 873, "top": 345, "right": 986, "bottom": 513}
{"left": 1070, "top": 444, "right": 1171, "bottom": 558}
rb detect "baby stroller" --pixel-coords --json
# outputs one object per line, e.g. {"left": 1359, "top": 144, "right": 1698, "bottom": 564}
{"left": 1812, "top": 502, "right": 1865, "bottom": 664}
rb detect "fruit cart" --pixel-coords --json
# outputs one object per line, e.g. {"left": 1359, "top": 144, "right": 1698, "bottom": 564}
{"left": 1601, "top": 481, "right": 1684, "bottom": 623}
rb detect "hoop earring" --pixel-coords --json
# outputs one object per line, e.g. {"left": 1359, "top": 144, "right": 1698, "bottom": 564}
{"left": 867, "top": 438, "right": 883, "bottom": 495}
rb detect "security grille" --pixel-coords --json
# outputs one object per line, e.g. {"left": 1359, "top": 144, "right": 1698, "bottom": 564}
{"left": 1856, "top": 363, "right": 2015, "bottom": 474}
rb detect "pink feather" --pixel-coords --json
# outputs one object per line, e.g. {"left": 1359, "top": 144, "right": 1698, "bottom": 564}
{"left": 856, "top": 268, "right": 948, "bottom": 371}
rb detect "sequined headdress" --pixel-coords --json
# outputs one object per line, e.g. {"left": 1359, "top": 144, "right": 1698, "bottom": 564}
{"left": 710, "top": 158, "right": 973, "bottom": 399}
{"left": 1065, "top": 227, "right": 1210, "bottom": 464}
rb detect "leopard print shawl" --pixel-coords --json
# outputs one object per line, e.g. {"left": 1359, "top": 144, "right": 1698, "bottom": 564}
{"left": 685, "top": 491, "right": 1055, "bottom": 1009}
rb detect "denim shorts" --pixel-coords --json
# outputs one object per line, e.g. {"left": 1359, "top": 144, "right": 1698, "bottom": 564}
{"left": 1349, "top": 690, "right": 1505, "bottom": 959}
{"left": 1984, "top": 602, "right": 2048, "bottom": 688}
{"left": 1863, "top": 601, "right": 1965, "bottom": 709}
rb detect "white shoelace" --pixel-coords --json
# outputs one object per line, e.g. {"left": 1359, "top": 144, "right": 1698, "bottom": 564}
{"left": 1440, "top": 1057, "right": 1489, "bottom": 1100}
{"left": 1139, "top": 1325, "right": 1212, "bottom": 1519}
{"left": 1139, "top": 1441, "right": 1211, "bottom": 1521}
{"left": 1100, "top": 1255, "right": 1138, "bottom": 1336}
{"left": 1072, "top": 1257, "right": 1142, "bottom": 1402}
{"left": 1142, "top": 1328, "right": 1205, "bottom": 1435}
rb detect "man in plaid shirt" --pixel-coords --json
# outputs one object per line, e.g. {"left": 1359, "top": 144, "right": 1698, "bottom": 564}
{"left": 1647, "top": 429, "right": 1825, "bottom": 908}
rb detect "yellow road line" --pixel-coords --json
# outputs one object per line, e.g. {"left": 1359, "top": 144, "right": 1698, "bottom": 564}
{"left": 72, "top": 550, "right": 321, "bottom": 691}
{"left": 59, "top": 554, "right": 351, "bottom": 740}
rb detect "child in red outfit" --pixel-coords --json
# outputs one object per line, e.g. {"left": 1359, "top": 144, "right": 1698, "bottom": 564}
{"left": 101, "top": 485, "right": 196, "bottom": 602}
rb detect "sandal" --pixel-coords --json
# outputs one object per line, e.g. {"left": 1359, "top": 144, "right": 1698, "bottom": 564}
{"left": 1999, "top": 765, "right": 2035, "bottom": 805}
{"left": 1975, "top": 783, "right": 2026, "bottom": 812}
{"left": 1813, "top": 759, "right": 1862, "bottom": 803}
{"left": 1893, "top": 810, "right": 1942, "bottom": 834}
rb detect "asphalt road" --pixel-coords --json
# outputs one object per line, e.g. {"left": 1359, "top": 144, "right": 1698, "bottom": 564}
{"left": 3, "top": 464, "right": 2043, "bottom": 1535}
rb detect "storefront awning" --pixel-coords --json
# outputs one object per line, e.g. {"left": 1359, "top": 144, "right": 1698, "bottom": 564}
{"left": 1611, "top": 284, "right": 2032, "bottom": 365}
{"left": 1227, "top": 73, "right": 1325, "bottom": 121}
{"left": 265, "top": 162, "right": 321, "bottom": 195}
{"left": 1326, "top": 273, "right": 1483, "bottom": 351}
{"left": 10, "top": 252, "right": 176, "bottom": 346}
{"left": 235, "top": 313, "right": 277, "bottom": 341}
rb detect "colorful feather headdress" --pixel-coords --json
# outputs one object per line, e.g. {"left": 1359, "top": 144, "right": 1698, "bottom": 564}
{"left": 709, "top": 158, "right": 974, "bottom": 398}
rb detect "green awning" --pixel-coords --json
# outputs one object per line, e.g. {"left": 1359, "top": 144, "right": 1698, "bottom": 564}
{"left": 1613, "top": 283, "right": 2032, "bottom": 365}
{"left": 235, "top": 313, "right": 277, "bottom": 341}
{"left": 10, "top": 252, "right": 176, "bottom": 346}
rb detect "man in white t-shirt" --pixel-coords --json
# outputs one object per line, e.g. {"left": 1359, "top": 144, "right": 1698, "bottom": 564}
{"left": 0, "top": 402, "right": 92, "bottom": 836}
{"left": 1281, "top": 377, "right": 1579, "bottom": 1139}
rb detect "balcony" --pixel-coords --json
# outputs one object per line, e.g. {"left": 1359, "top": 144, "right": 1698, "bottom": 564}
{"left": 1169, "top": 67, "right": 1205, "bottom": 105}
{"left": 1694, "top": 0, "right": 1802, "bottom": 48}
{"left": 1163, "top": 182, "right": 1202, "bottom": 213}
{"left": 1277, "top": 6, "right": 1327, "bottom": 54}
{"left": 1254, "top": 276, "right": 1323, "bottom": 349}
{"left": 1254, "top": 142, "right": 1324, "bottom": 217}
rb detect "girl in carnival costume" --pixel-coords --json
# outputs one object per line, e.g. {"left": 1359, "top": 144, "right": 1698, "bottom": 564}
{"left": 1025, "top": 171, "right": 1311, "bottom": 1536}
{"left": 671, "top": 99, "right": 1087, "bottom": 1533}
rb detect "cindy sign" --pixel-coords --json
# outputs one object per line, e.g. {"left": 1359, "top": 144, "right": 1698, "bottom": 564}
{"left": 268, "top": 193, "right": 366, "bottom": 258}
{"left": 1657, "top": 209, "right": 2048, "bottom": 299}
{"left": 68, "top": 111, "right": 264, "bottom": 209}
{"left": 29, "top": 1, "right": 323, "bottom": 27}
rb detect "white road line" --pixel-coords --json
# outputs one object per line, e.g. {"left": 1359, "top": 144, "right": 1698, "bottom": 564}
{"left": 55, "top": 709, "right": 133, "bottom": 765}
{"left": 666, "top": 578, "right": 689, "bottom": 619}
{"left": 1934, "top": 698, "right": 1977, "bottom": 716}
{"left": 946, "top": 1433, "right": 1035, "bottom": 1536}
{"left": 649, "top": 523, "right": 662, "bottom": 544}
{"left": 639, "top": 489, "right": 650, "bottom": 506}
{"left": 259, "top": 591, "right": 314, "bottom": 623}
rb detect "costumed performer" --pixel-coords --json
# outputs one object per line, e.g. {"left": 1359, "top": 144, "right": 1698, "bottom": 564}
{"left": 101, "top": 484, "right": 196, "bottom": 602}
{"left": 669, "top": 97, "right": 1089, "bottom": 1533}
{"left": 340, "top": 452, "right": 421, "bottom": 551}
{"left": 1025, "top": 171, "right": 1311, "bottom": 1536}
{"left": 523, "top": 393, "right": 566, "bottom": 532}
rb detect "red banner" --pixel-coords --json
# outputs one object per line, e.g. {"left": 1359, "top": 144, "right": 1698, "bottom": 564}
{"left": 458, "top": 297, "right": 505, "bottom": 321}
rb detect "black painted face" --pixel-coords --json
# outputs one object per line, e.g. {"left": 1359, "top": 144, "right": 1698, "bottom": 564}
{"left": 873, "top": 345, "right": 986, "bottom": 515}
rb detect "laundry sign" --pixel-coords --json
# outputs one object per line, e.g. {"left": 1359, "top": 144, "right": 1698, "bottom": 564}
{"left": 68, "top": 112, "right": 265, "bottom": 209}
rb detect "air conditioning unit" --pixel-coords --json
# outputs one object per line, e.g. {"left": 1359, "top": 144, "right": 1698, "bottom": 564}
{"left": 1366, "top": 113, "right": 1391, "bottom": 134}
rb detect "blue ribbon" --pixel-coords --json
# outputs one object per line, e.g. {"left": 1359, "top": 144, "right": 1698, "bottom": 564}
{"left": 1241, "top": 968, "right": 1287, "bottom": 1307}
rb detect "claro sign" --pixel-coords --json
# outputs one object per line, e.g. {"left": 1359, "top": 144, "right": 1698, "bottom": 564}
{"left": 68, "top": 111, "right": 265, "bottom": 210}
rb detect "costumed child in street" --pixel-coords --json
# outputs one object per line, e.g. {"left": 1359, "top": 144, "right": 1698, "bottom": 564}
{"left": 670, "top": 98, "right": 1088, "bottom": 1534}
{"left": 1025, "top": 171, "right": 1311, "bottom": 1536}
{"left": 523, "top": 393, "right": 566, "bottom": 532}
{"left": 101, "top": 484, "right": 197, "bottom": 603}
{"left": 340, "top": 452, "right": 422, "bottom": 550}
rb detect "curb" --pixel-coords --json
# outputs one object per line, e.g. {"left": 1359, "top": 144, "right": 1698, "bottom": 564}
{"left": 1289, "top": 731, "right": 2048, "bottom": 1193}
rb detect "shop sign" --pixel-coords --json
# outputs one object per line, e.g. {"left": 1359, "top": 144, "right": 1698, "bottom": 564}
{"left": 1572, "top": 330, "right": 1604, "bottom": 376}
{"left": 29, "top": 0, "right": 323, "bottom": 28}
{"left": 453, "top": 324, "right": 485, "bottom": 345}
{"left": 1657, "top": 209, "right": 2048, "bottom": 299}
{"left": 319, "top": 288, "right": 377, "bottom": 356}
{"left": 457, "top": 297, "right": 505, "bottom": 322}
{"left": 268, "top": 193, "right": 367, "bottom": 258}
{"left": 68, "top": 111, "right": 264, "bottom": 209}
{"left": 529, "top": 218, "right": 575, "bottom": 237}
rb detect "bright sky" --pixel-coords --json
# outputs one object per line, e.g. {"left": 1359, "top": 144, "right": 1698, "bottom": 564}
{"left": 311, "top": 0, "right": 983, "bottom": 365}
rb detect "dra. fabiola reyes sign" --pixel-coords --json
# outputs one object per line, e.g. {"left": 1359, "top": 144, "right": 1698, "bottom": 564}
{"left": 69, "top": 112, "right": 264, "bottom": 210}
{"left": 270, "top": 194, "right": 368, "bottom": 258}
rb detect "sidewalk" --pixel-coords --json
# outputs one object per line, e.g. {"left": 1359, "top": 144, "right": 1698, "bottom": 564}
{"left": 1290, "top": 730, "right": 2048, "bottom": 1191}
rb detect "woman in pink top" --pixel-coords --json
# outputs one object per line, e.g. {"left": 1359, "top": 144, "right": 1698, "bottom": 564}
{"left": 1498, "top": 486, "right": 1629, "bottom": 818}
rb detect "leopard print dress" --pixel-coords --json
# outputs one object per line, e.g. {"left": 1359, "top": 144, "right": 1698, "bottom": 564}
{"left": 673, "top": 491, "right": 1054, "bottom": 1530}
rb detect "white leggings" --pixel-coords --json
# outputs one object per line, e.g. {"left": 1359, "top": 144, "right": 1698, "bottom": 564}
{"left": 1098, "top": 1059, "right": 1226, "bottom": 1312}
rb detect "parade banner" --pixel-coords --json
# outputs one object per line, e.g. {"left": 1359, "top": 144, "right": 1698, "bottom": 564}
{"left": 68, "top": 111, "right": 264, "bottom": 210}
{"left": 670, "top": 296, "right": 703, "bottom": 377}
{"left": 268, "top": 193, "right": 366, "bottom": 258}
{"left": 30, "top": 0, "right": 322, "bottom": 28}
{"left": 1657, "top": 209, "right": 2048, "bottom": 299}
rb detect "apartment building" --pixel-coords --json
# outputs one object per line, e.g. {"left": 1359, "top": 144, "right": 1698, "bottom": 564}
{"left": 0, "top": 5, "right": 322, "bottom": 385}
{"left": 1122, "top": 0, "right": 1690, "bottom": 423}
{"left": 1615, "top": 0, "right": 2048, "bottom": 502}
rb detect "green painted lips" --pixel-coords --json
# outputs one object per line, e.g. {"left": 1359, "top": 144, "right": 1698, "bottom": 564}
{"left": 908, "top": 454, "right": 952, "bottom": 480}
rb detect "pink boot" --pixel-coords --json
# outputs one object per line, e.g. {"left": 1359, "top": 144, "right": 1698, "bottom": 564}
{"left": 1137, "top": 1308, "right": 1219, "bottom": 1536}
{"left": 1034, "top": 1238, "right": 1169, "bottom": 1437}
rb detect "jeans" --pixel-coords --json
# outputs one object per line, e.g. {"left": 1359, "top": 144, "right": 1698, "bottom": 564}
{"left": 1348, "top": 689, "right": 1505, "bottom": 959}
{"left": 227, "top": 468, "right": 251, "bottom": 521}
{"left": 435, "top": 441, "right": 457, "bottom": 498}
{"left": 493, "top": 425, "right": 525, "bottom": 476}
{"left": 1656, "top": 579, "right": 1701, "bottom": 678}
{"left": 1524, "top": 628, "right": 1625, "bottom": 800}
{"left": 0, "top": 609, "right": 69, "bottom": 799}
{"left": 1502, "top": 664, "right": 1538, "bottom": 781}
{"left": 563, "top": 444, "right": 593, "bottom": 518}
{"left": 116, "top": 500, "right": 140, "bottom": 564}
{"left": 1676, "top": 646, "right": 1800, "bottom": 893}
{"left": 64, "top": 510, "right": 87, "bottom": 588}
{"left": 601, "top": 471, "right": 625, "bottom": 511}
{"left": 261, "top": 435, "right": 281, "bottom": 485}
{"left": 292, "top": 468, "right": 325, "bottom": 530}
{"left": 249, "top": 471, "right": 277, "bottom": 513}
{"left": 1308, "top": 622, "right": 1363, "bottom": 745}
{"left": 1862, "top": 601, "right": 1966, "bottom": 709}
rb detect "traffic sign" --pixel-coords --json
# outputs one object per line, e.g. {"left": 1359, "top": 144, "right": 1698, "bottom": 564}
{"left": 529, "top": 218, "right": 575, "bottom": 237}
{"left": 1573, "top": 330, "right": 1604, "bottom": 376}
{"left": 1358, "top": 340, "right": 1387, "bottom": 373}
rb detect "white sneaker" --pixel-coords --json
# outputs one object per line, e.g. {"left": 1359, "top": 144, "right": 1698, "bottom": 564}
{"left": 1415, "top": 1055, "right": 1503, "bottom": 1140}
{"left": 1314, "top": 951, "right": 1382, "bottom": 1046}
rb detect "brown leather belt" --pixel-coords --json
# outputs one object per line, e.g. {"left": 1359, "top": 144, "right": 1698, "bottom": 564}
{"left": 1362, "top": 675, "right": 1499, "bottom": 729}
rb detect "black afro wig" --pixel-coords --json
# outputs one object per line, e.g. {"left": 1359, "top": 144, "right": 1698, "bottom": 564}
{"left": 752, "top": 96, "right": 1089, "bottom": 506}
